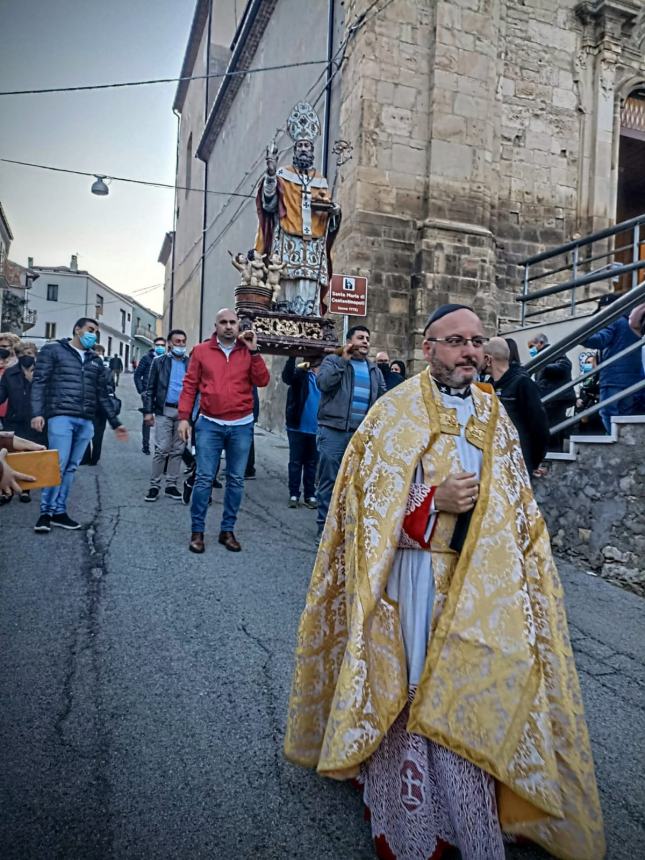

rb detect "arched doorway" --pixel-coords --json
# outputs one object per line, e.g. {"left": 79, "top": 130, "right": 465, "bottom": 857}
{"left": 616, "top": 88, "right": 645, "bottom": 291}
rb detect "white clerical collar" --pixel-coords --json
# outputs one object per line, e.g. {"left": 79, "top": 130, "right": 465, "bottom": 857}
{"left": 434, "top": 379, "right": 472, "bottom": 400}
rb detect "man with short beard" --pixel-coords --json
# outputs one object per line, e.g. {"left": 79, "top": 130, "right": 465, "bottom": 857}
{"left": 285, "top": 304, "right": 604, "bottom": 860}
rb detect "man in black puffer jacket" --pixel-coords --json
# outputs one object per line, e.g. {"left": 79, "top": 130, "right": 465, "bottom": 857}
{"left": 31, "top": 317, "right": 127, "bottom": 533}
{"left": 484, "top": 337, "right": 549, "bottom": 474}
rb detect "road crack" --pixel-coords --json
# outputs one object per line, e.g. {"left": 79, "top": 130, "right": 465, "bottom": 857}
{"left": 52, "top": 472, "right": 115, "bottom": 854}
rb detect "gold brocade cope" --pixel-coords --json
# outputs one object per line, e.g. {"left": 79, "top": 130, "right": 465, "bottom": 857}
{"left": 284, "top": 371, "right": 605, "bottom": 860}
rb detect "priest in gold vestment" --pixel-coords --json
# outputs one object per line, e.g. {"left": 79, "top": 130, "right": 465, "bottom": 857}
{"left": 285, "top": 305, "right": 604, "bottom": 860}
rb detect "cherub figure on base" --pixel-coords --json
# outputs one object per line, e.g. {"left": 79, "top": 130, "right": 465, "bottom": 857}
{"left": 249, "top": 250, "right": 267, "bottom": 287}
{"left": 266, "top": 252, "right": 286, "bottom": 301}
{"left": 229, "top": 250, "right": 252, "bottom": 286}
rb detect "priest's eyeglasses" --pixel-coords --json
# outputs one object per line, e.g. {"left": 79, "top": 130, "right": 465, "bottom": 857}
{"left": 425, "top": 335, "right": 490, "bottom": 348}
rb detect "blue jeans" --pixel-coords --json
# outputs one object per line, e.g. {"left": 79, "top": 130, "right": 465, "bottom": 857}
{"left": 316, "top": 426, "right": 353, "bottom": 532}
{"left": 599, "top": 385, "right": 645, "bottom": 433}
{"left": 40, "top": 415, "right": 94, "bottom": 515}
{"left": 191, "top": 417, "right": 253, "bottom": 533}
{"left": 287, "top": 429, "right": 317, "bottom": 499}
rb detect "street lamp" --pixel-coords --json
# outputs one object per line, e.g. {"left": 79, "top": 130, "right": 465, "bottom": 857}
{"left": 91, "top": 175, "right": 109, "bottom": 196}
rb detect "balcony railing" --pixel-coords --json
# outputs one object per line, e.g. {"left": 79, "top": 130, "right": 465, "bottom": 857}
{"left": 22, "top": 306, "right": 37, "bottom": 331}
{"left": 134, "top": 324, "right": 157, "bottom": 344}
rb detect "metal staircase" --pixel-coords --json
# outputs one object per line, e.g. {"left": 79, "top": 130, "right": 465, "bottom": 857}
{"left": 501, "top": 214, "right": 645, "bottom": 452}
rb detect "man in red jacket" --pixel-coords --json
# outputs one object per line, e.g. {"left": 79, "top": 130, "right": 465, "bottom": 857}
{"left": 178, "top": 308, "right": 270, "bottom": 553}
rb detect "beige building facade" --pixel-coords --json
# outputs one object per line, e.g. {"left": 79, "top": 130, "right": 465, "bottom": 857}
{"left": 164, "top": 0, "right": 644, "bottom": 423}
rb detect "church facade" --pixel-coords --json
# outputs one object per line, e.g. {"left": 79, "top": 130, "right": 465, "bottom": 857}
{"left": 162, "top": 0, "right": 644, "bottom": 422}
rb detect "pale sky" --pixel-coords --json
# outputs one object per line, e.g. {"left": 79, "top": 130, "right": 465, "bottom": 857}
{"left": 0, "top": 0, "right": 197, "bottom": 313}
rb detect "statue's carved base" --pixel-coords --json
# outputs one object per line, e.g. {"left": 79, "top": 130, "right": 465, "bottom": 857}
{"left": 237, "top": 308, "right": 339, "bottom": 357}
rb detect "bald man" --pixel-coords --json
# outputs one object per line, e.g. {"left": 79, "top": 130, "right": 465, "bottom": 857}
{"left": 178, "top": 309, "right": 270, "bottom": 553}
{"left": 376, "top": 350, "right": 403, "bottom": 391}
{"left": 286, "top": 304, "right": 604, "bottom": 859}
{"left": 483, "top": 336, "right": 549, "bottom": 474}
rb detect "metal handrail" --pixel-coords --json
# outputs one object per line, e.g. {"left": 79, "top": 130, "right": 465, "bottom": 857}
{"left": 523, "top": 294, "right": 599, "bottom": 319}
{"left": 541, "top": 336, "right": 645, "bottom": 404}
{"left": 522, "top": 213, "right": 645, "bottom": 266}
{"left": 517, "top": 259, "right": 645, "bottom": 304}
{"left": 524, "top": 281, "right": 645, "bottom": 375}
{"left": 518, "top": 213, "right": 644, "bottom": 324}
{"left": 524, "top": 242, "right": 637, "bottom": 283}
{"left": 550, "top": 378, "right": 645, "bottom": 435}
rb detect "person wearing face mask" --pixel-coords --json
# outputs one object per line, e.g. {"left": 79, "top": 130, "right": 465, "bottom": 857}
{"left": 134, "top": 336, "right": 167, "bottom": 454}
{"left": 81, "top": 343, "right": 119, "bottom": 466}
{"left": 0, "top": 332, "right": 20, "bottom": 368}
{"left": 375, "top": 350, "right": 404, "bottom": 391}
{"left": 143, "top": 329, "right": 189, "bottom": 502}
{"left": 0, "top": 332, "right": 21, "bottom": 428}
{"left": 527, "top": 333, "right": 575, "bottom": 451}
{"left": 0, "top": 341, "right": 44, "bottom": 501}
{"left": 30, "top": 317, "right": 127, "bottom": 532}
{"left": 574, "top": 352, "right": 604, "bottom": 435}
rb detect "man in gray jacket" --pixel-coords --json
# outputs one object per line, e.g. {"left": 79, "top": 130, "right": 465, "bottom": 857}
{"left": 316, "top": 325, "right": 386, "bottom": 537}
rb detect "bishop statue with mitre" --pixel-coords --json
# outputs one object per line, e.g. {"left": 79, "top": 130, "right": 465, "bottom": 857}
{"left": 255, "top": 101, "right": 341, "bottom": 317}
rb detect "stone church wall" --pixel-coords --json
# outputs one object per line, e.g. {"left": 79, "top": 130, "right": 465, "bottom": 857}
{"left": 534, "top": 421, "right": 645, "bottom": 595}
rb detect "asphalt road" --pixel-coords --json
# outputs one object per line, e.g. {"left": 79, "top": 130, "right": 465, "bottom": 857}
{"left": 1, "top": 377, "right": 643, "bottom": 859}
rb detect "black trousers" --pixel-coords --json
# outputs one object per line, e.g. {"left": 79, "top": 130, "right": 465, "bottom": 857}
{"left": 245, "top": 433, "right": 256, "bottom": 477}
{"left": 287, "top": 429, "right": 317, "bottom": 499}
{"left": 81, "top": 412, "right": 107, "bottom": 465}
{"left": 2, "top": 419, "right": 47, "bottom": 447}
{"left": 545, "top": 402, "right": 569, "bottom": 453}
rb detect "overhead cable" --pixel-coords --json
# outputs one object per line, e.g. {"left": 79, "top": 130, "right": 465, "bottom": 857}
{"left": 0, "top": 59, "right": 328, "bottom": 97}
{"left": 0, "top": 158, "right": 254, "bottom": 198}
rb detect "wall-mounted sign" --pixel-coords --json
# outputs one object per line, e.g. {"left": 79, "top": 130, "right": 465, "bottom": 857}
{"left": 329, "top": 274, "right": 368, "bottom": 317}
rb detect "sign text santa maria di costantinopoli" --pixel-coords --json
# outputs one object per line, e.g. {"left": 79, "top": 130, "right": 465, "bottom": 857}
{"left": 329, "top": 275, "right": 368, "bottom": 317}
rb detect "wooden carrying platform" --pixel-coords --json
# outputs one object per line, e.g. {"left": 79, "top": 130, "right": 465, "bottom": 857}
{"left": 236, "top": 308, "right": 339, "bottom": 357}
{"left": 5, "top": 449, "right": 61, "bottom": 490}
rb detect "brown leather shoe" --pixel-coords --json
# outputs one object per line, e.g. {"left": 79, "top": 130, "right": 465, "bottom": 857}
{"left": 189, "top": 532, "right": 205, "bottom": 553}
{"left": 218, "top": 530, "right": 241, "bottom": 552}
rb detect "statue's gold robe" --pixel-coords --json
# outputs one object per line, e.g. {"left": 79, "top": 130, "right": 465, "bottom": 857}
{"left": 285, "top": 370, "right": 605, "bottom": 860}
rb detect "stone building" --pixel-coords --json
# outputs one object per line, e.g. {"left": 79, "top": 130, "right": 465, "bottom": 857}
{"left": 28, "top": 256, "right": 134, "bottom": 363}
{"left": 160, "top": 0, "right": 238, "bottom": 344}
{"left": 163, "top": 0, "right": 644, "bottom": 425}
{"left": 130, "top": 298, "right": 163, "bottom": 367}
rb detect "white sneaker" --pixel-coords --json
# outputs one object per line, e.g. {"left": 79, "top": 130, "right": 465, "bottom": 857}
{"left": 303, "top": 497, "right": 318, "bottom": 509}
{"left": 288, "top": 496, "right": 298, "bottom": 508}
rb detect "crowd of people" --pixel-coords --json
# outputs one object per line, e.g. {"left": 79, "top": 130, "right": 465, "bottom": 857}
{"left": 1, "top": 295, "right": 643, "bottom": 520}
{"left": 3, "top": 298, "right": 644, "bottom": 859}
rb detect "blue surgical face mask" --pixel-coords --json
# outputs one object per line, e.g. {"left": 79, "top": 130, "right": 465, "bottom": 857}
{"left": 154, "top": 345, "right": 166, "bottom": 355}
{"left": 79, "top": 332, "right": 97, "bottom": 349}
{"left": 171, "top": 346, "right": 186, "bottom": 357}
{"left": 528, "top": 346, "right": 538, "bottom": 358}
{"left": 582, "top": 363, "right": 593, "bottom": 374}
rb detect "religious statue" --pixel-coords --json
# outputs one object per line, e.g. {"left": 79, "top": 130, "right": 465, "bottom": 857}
{"left": 248, "top": 250, "right": 267, "bottom": 287}
{"left": 229, "top": 251, "right": 252, "bottom": 286}
{"left": 266, "top": 253, "right": 286, "bottom": 301}
{"left": 255, "top": 101, "right": 341, "bottom": 316}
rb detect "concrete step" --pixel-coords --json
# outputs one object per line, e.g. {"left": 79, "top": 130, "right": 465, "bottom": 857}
{"left": 546, "top": 415, "right": 645, "bottom": 462}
